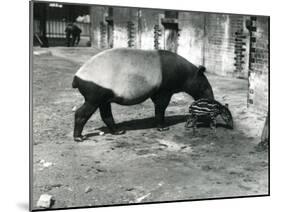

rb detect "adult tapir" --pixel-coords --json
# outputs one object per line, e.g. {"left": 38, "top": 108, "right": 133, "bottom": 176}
{"left": 72, "top": 48, "right": 214, "bottom": 141}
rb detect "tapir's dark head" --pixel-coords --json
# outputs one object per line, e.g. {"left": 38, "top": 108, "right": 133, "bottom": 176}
{"left": 189, "top": 66, "right": 214, "bottom": 100}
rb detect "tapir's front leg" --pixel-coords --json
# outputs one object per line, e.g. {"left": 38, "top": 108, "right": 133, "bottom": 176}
{"left": 151, "top": 93, "right": 172, "bottom": 131}
{"left": 74, "top": 102, "right": 98, "bottom": 142}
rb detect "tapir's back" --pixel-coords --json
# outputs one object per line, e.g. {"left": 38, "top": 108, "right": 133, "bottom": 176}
{"left": 75, "top": 48, "right": 163, "bottom": 101}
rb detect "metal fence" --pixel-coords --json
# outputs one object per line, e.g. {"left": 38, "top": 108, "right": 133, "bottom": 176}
{"left": 34, "top": 19, "right": 91, "bottom": 38}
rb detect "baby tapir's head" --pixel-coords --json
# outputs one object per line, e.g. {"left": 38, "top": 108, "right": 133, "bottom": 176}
{"left": 220, "top": 103, "right": 233, "bottom": 129}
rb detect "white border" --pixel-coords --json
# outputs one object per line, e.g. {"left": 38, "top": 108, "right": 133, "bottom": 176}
{"left": 1, "top": 0, "right": 278, "bottom": 212}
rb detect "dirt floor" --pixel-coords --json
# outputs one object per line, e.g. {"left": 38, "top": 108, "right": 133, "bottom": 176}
{"left": 31, "top": 47, "right": 268, "bottom": 210}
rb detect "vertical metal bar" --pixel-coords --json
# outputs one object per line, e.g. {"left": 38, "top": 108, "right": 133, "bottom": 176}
{"left": 61, "top": 20, "right": 63, "bottom": 38}
{"left": 56, "top": 20, "right": 60, "bottom": 38}
{"left": 47, "top": 18, "right": 50, "bottom": 38}
{"left": 61, "top": 21, "right": 63, "bottom": 38}
{"left": 55, "top": 20, "right": 57, "bottom": 38}
{"left": 51, "top": 20, "right": 53, "bottom": 38}
{"left": 54, "top": 20, "right": 56, "bottom": 38}
{"left": 39, "top": 3, "right": 48, "bottom": 46}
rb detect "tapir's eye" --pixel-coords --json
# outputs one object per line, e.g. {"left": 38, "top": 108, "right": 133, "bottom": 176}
{"left": 221, "top": 109, "right": 231, "bottom": 121}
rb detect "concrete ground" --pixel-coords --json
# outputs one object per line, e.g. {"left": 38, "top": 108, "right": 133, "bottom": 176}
{"left": 31, "top": 47, "right": 268, "bottom": 210}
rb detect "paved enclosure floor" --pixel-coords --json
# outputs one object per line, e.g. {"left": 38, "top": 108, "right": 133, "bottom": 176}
{"left": 32, "top": 47, "right": 268, "bottom": 209}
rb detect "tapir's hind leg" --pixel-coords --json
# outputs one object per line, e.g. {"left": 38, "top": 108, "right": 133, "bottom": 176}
{"left": 74, "top": 101, "right": 98, "bottom": 142}
{"left": 99, "top": 103, "right": 125, "bottom": 135}
{"left": 151, "top": 93, "right": 172, "bottom": 131}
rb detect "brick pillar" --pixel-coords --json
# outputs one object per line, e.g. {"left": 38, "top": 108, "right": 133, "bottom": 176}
{"left": 100, "top": 22, "right": 107, "bottom": 49}
{"left": 161, "top": 11, "right": 179, "bottom": 53}
{"left": 234, "top": 29, "right": 247, "bottom": 73}
{"left": 246, "top": 16, "right": 257, "bottom": 106}
{"left": 154, "top": 25, "right": 162, "bottom": 49}
{"left": 127, "top": 21, "right": 136, "bottom": 48}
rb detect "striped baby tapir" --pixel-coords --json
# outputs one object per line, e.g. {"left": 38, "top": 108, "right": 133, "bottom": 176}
{"left": 185, "top": 98, "right": 233, "bottom": 134}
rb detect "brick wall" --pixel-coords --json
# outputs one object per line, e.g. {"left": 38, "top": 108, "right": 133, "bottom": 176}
{"left": 91, "top": 7, "right": 164, "bottom": 50}
{"left": 247, "top": 16, "right": 269, "bottom": 112}
{"left": 204, "top": 15, "right": 250, "bottom": 77}
{"left": 90, "top": 7, "right": 255, "bottom": 76}
{"left": 177, "top": 12, "right": 205, "bottom": 66}
{"left": 205, "top": 14, "right": 231, "bottom": 75}
{"left": 89, "top": 6, "right": 269, "bottom": 111}
{"left": 138, "top": 9, "right": 164, "bottom": 50}
{"left": 90, "top": 6, "right": 108, "bottom": 48}
{"left": 89, "top": 7, "right": 269, "bottom": 110}
{"left": 112, "top": 8, "right": 139, "bottom": 48}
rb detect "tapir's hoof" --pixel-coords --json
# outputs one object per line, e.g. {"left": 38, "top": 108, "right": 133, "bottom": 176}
{"left": 111, "top": 129, "right": 126, "bottom": 135}
{"left": 157, "top": 127, "right": 170, "bottom": 132}
{"left": 74, "top": 135, "right": 87, "bottom": 142}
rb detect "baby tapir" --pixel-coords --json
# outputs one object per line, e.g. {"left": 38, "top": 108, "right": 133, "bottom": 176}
{"left": 185, "top": 98, "right": 233, "bottom": 134}
{"left": 72, "top": 48, "right": 214, "bottom": 142}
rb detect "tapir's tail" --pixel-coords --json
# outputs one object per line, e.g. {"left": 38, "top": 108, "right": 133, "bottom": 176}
{"left": 72, "top": 76, "right": 79, "bottom": 88}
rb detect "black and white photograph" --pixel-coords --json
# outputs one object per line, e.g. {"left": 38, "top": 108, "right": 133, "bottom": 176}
{"left": 30, "top": 0, "right": 269, "bottom": 210}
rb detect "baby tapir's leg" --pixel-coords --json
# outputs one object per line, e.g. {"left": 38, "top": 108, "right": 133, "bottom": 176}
{"left": 210, "top": 116, "right": 217, "bottom": 133}
{"left": 192, "top": 115, "right": 198, "bottom": 135}
{"left": 185, "top": 115, "right": 193, "bottom": 128}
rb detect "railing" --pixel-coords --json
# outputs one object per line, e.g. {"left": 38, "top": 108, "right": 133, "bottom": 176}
{"left": 33, "top": 19, "right": 91, "bottom": 38}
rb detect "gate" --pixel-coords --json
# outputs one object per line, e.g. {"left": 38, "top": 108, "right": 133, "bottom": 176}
{"left": 34, "top": 19, "right": 91, "bottom": 46}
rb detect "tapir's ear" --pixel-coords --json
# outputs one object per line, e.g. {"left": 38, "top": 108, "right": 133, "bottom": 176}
{"left": 225, "top": 103, "right": 229, "bottom": 108}
{"left": 198, "top": 66, "right": 206, "bottom": 74}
